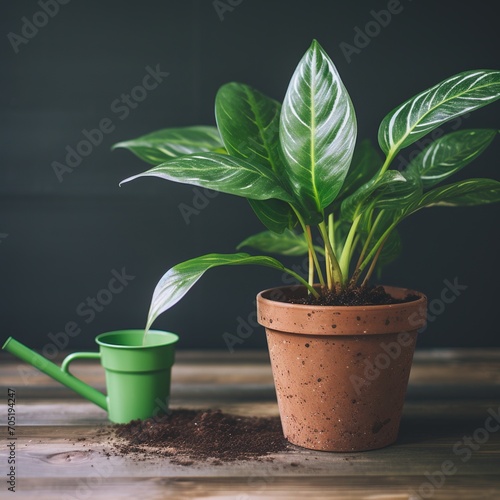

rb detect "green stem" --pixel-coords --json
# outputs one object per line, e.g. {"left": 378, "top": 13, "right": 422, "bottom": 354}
{"left": 354, "top": 209, "right": 383, "bottom": 275}
{"left": 361, "top": 239, "right": 386, "bottom": 287}
{"left": 284, "top": 266, "right": 320, "bottom": 298}
{"left": 358, "top": 221, "right": 399, "bottom": 275}
{"left": 292, "top": 207, "right": 325, "bottom": 286}
{"left": 328, "top": 213, "right": 335, "bottom": 252}
{"left": 306, "top": 226, "right": 316, "bottom": 289}
{"left": 318, "top": 221, "right": 342, "bottom": 290}
{"left": 339, "top": 214, "right": 361, "bottom": 282}
{"left": 306, "top": 225, "right": 325, "bottom": 286}
{"left": 378, "top": 150, "right": 396, "bottom": 177}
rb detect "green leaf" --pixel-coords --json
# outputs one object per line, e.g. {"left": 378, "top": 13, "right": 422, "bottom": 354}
{"left": 335, "top": 139, "right": 382, "bottom": 202}
{"left": 237, "top": 229, "right": 310, "bottom": 256}
{"left": 145, "top": 253, "right": 286, "bottom": 330}
{"left": 341, "top": 171, "right": 408, "bottom": 221}
{"left": 375, "top": 168, "right": 423, "bottom": 210}
{"left": 216, "top": 83, "right": 283, "bottom": 173}
{"left": 247, "top": 199, "right": 297, "bottom": 233}
{"left": 280, "top": 39, "right": 357, "bottom": 214}
{"left": 215, "top": 82, "right": 297, "bottom": 232}
{"left": 379, "top": 70, "right": 500, "bottom": 157}
{"left": 120, "top": 152, "right": 293, "bottom": 203}
{"left": 410, "top": 178, "right": 500, "bottom": 211}
{"left": 112, "top": 126, "right": 224, "bottom": 165}
{"left": 405, "top": 129, "right": 498, "bottom": 189}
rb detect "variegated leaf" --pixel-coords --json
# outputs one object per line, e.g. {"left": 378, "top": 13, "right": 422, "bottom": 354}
{"left": 280, "top": 39, "right": 357, "bottom": 214}
{"left": 113, "top": 126, "right": 224, "bottom": 165}
{"left": 120, "top": 152, "right": 293, "bottom": 203}
{"left": 145, "top": 253, "right": 286, "bottom": 330}
{"left": 215, "top": 82, "right": 297, "bottom": 232}
{"left": 341, "top": 171, "right": 407, "bottom": 221}
{"left": 379, "top": 70, "right": 500, "bottom": 156}
{"left": 405, "top": 129, "right": 497, "bottom": 189}
{"left": 237, "top": 229, "right": 309, "bottom": 256}
{"left": 411, "top": 178, "right": 500, "bottom": 210}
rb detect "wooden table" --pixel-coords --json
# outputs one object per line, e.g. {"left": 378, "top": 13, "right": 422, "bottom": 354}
{"left": 1, "top": 349, "right": 499, "bottom": 499}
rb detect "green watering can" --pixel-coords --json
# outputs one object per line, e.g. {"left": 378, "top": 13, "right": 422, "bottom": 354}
{"left": 2, "top": 329, "right": 179, "bottom": 423}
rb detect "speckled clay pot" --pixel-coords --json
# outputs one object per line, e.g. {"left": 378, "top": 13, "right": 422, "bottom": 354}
{"left": 257, "top": 285, "right": 427, "bottom": 452}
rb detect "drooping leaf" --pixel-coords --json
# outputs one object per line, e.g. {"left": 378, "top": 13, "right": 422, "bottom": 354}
{"left": 405, "top": 129, "right": 498, "bottom": 189}
{"left": 335, "top": 139, "right": 382, "bottom": 201}
{"left": 215, "top": 82, "right": 297, "bottom": 232}
{"left": 280, "top": 39, "right": 357, "bottom": 216}
{"left": 145, "top": 253, "right": 286, "bottom": 330}
{"left": 408, "top": 178, "right": 500, "bottom": 212}
{"left": 120, "top": 152, "right": 293, "bottom": 203}
{"left": 237, "top": 229, "right": 310, "bottom": 256}
{"left": 379, "top": 70, "right": 500, "bottom": 157}
{"left": 112, "top": 126, "right": 224, "bottom": 165}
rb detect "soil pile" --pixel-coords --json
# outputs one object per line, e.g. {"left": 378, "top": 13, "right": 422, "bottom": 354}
{"left": 111, "top": 409, "right": 288, "bottom": 464}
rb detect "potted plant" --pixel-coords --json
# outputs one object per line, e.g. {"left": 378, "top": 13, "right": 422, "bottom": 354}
{"left": 113, "top": 40, "right": 500, "bottom": 451}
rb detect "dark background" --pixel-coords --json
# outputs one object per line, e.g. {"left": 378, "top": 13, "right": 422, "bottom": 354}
{"left": 1, "top": 0, "right": 499, "bottom": 352}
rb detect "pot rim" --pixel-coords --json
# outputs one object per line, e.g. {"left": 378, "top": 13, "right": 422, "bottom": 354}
{"left": 257, "top": 284, "right": 426, "bottom": 311}
{"left": 257, "top": 285, "right": 427, "bottom": 336}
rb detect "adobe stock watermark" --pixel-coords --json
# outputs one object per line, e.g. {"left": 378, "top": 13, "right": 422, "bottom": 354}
{"left": 16, "top": 267, "right": 135, "bottom": 384}
{"left": 339, "top": 0, "right": 414, "bottom": 63}
{"left": 409, "top": 406, "right": 500, "bottom": 499}
{"left": 7, "top": 0, "right": 71, "bottom": 54}
{"left": 350, "top": 277, "right": 467, "bottom": 395}
{"left": 213, "top": 0, "right": 244, "bottom": 21}
{"left": 51, "top": 65, "right": 169, "bottom": 183}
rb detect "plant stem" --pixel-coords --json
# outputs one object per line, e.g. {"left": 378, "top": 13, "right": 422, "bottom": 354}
{"left": 306, "top": 227, "right": 315, "bottom": 289}
{"left": 283, "top": 266, "right": 320, "bottom": 298}
{"left": 378, "top": 150, "right": 396, "bottom": 176}
{"left": 354, "top": 209, "right": 383, "bottom": 275}
{"left": 338, "top": 214, "right": 361, "bottom": 282}
{"left": 306, "top": 225, "right": 325, "bottom": 286}
{"left": 358, "top": 221, "right": 399, "bottom": 275}
{"left": 361, "top": 240, "right": 385, "bottom": 287}
{"left": 328, "top": 213, "right": 335, "bottom": 252}
{"left": 318, "top": 221, "right": 342, "bottom": 290}
{"left": 291, "top": 206, "right": 325, "bottom": 287}
{"left": 322, "top": 233, "right": 333, "bottom": 290}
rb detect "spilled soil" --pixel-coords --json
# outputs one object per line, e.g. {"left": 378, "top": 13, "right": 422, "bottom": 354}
{"left": 109, "top": 409, "right": 288, "bottom": 465}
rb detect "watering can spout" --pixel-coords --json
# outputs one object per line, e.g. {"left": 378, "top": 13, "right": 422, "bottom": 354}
{"left": 2, "top": 337, "right": 108, "bottom": 412}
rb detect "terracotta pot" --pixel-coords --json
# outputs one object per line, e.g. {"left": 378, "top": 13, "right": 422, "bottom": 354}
{"left": 257, "top": 285, "right": 427, "bottom": 452}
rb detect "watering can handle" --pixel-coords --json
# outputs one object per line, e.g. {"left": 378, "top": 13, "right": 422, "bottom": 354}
{"left": 61, "top": 352, "right": 101, "bottom": 374}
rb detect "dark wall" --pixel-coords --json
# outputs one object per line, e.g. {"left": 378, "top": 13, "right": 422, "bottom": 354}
{"left": 2, "top": 0, "right": 499, "bottom": 352}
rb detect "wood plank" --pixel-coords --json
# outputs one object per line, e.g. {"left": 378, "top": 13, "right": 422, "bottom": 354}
{"left": 10, "top": 475, "right": 500, "bottom": 500}
{"left": 4, "top": 404, "right": 499, "bottom": 478}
